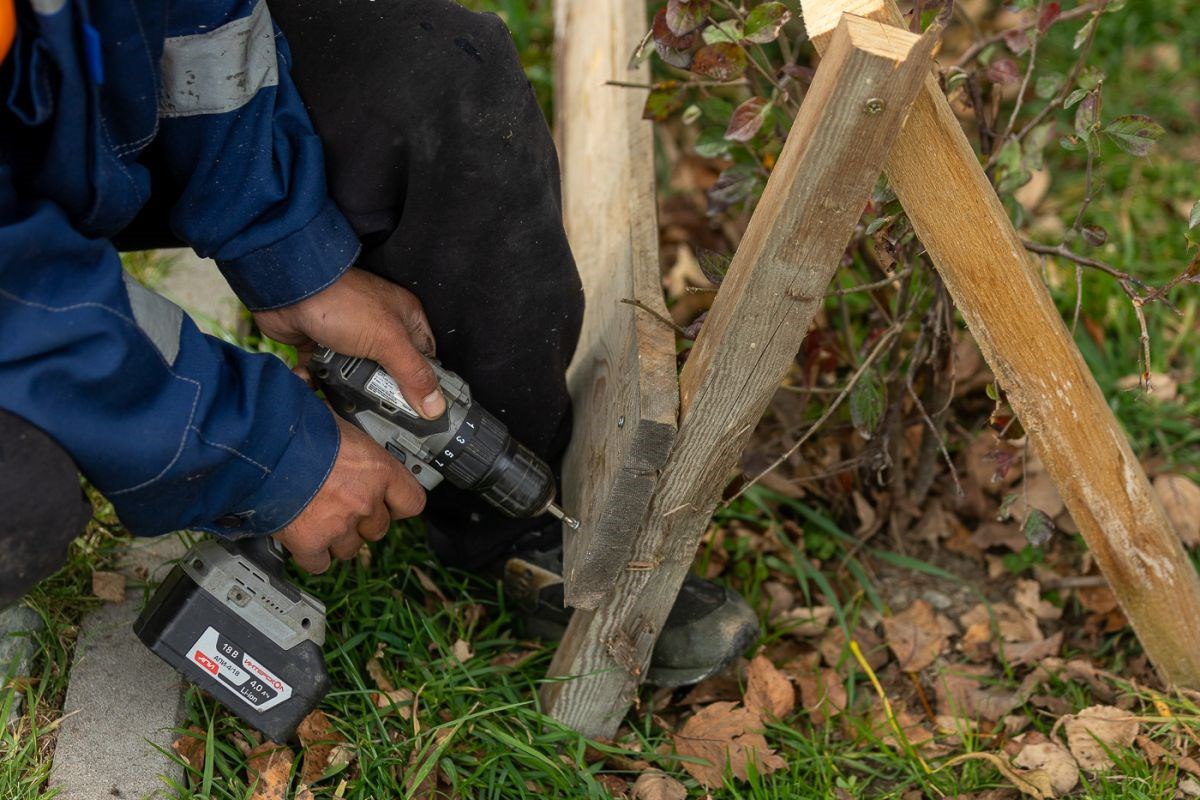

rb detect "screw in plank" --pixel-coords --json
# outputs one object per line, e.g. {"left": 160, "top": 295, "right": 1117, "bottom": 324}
{"left": 864, "top": 97, "right": 885, "bottom": 115}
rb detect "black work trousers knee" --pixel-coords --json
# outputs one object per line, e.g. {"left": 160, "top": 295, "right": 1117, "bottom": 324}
{"left": 269, "top": 0, "right": 583, "bottom": 569}
{"left": 0, "top": 411, "right": 91, "bottom": 608}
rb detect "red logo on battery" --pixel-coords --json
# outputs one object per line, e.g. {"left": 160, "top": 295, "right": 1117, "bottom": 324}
{"left": 194, "top": 651, "right": 219, "bottom": 675}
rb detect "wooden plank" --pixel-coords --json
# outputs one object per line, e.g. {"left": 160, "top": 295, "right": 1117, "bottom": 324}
{"left": 542, "top": 14, "right": 936, "bottom": 736}
{"left": 554, "top": 0, "right": 679, "bottom": 610}
{"left": 804, "top": 0, "right": 1200, "bottom": 688}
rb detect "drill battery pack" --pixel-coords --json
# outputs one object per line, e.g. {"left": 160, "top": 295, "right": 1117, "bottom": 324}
{"left": 134, "top": 538, "right": 330, "bottom": 743}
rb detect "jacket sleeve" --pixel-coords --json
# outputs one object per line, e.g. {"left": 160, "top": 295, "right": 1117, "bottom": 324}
{"left": 153, "top": 0, "right": 360, "bottom": 311}
{"left": 0, "top": 167, "right": 341, "bottom": 538}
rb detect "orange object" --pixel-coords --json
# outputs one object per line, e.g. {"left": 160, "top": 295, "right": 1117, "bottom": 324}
{"left": 0, "top": 0, "right": 14, "bottom": 64}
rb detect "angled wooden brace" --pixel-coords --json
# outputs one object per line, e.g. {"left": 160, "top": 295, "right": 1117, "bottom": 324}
{"left": 545, "top": 9, "right": 937, "bottom": 737}
{"left": 804, "top": 0, "right": 1200, "bottom": 688}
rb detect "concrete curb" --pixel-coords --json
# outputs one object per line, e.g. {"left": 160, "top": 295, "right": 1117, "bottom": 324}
{"left": 48, "top": 535, "right": 189, "bottom": 799}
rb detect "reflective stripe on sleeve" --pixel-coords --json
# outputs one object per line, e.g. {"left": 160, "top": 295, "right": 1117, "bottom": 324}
{"left": 123, "top": 273, "right": 184, "bottom": 365}
{"left": 158, "top": 0, "right": 279, "bottom": 118}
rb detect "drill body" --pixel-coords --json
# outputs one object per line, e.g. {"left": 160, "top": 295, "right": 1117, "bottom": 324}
{"left": 135, "top": 349, "right": 573, "bottom": 742}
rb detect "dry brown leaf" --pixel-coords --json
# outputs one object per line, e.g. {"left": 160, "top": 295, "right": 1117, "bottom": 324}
{"left": 680, "top": 663, "right": 744, "bottom": 706}
{"left": 883, "top": 600, "right": 947, "bottom": 672}
{"left": 795, "top": 667, "right": 847, "bottom": 725}
{"left": 1014, "top": 579, "right": 1062, "bottom": 621}
{"left": 1075, "top": 584, "right": 1118, "bottom": 615}
{"left": 1004, "top": 631, "right": 1063, "bottom": 667}
{"left": 940, "top": 752, "right": 1055, "bottom": 799}
{"left": 870, "top": 703, "right": 935, "bottom": 750}
{"left": 412, "top": 566, "right": 450, "bottom": 606}
{"left": 744, "top": 654, "right": 795, "bottom": 719}
{"left": 971, "top": 522, "right": 1028, "bottom": 554}
{"left": 297, "top": 709, "right": 347, "bottom": 786}
{"left": 172, "top": 725, "right": 207, "bottom": 772}
{"left": 366, "top": 643, "right": 396, "bottom": 693}
{"left": 935, "top": 665, "right": 1022, "bottom": 722}
{"left": 674, "top": 701, "right": 787, "bottom": 787}
{"left": 246, "top": 741, "right": 294, "bottom": 800}
{"left": 762, "top": 581, "right": 795, "bottom": 619}
{"left": 1011, "top": 470, "right": 1065, "bottom": 525}
{"left": 92, "top": 571, "right": 126, "bottom": 603}
{"left": 1063, "top": 705, "right": 1138, "bottom": 771}
{"left": 490, "top": 649, "right": 539, "bottom": 669}
{"left": 1013, "top": 741, "right": 1079, "bottom": 796}
{"left": 631, "top": 770, "right": 687, "bottom": 800}
{"left": 960, "top": 603, "right": 1041, "bottom": 643}
{"left": 778, "top": 605, "right": 834, "bottom": 637}
{"left": 452, "top": 638, "right": 473, "bottom": 663}
{"left": 1153, "top": 474, "right": 1200, "bottom": 547}
{"left": 821, "top": 625, "right": 888, "bottom": 670}
{"left": 375, "top": 687, "right": 417, "bottom": 719}
{"left": 597, "top": 773, "right": 630, "bottom": 798}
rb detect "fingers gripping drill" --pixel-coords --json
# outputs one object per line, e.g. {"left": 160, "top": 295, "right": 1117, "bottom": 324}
{"left": 134, "top": 348, "right": 578, "bottom": 742}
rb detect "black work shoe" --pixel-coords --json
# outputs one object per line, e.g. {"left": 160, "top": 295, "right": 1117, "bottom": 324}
{"left": 490, "top": 531, "right": 760, "bottom": 688}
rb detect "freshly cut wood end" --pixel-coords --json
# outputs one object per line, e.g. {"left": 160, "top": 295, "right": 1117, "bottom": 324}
{"left": 801, "top": 0, "right": 886, "bottom": 40}
{"left": 836, "top": 12, "right": 921, "bottom": 61}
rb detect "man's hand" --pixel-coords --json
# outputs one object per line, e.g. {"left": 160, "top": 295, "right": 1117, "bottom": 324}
{"left": 273, "top": 415, "right": 425, "bottom": 573}
{"left": 254, "top": 268, "right": 446, "bottom": 419}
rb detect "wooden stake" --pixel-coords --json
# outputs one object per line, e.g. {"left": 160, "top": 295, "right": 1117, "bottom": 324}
{"left": 543, "top": 14, "right": 935, "bottom": 736}
{"left": 553, "top": 0, "right": 680, "bottom": 609}
{"left": 804, "top": 0, "right": 1200, "bottom": 687}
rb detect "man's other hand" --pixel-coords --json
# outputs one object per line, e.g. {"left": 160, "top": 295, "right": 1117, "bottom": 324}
{"left": 254, "top": 268, "right": 447, "bottom": 419}
{"left": 273, "top": 416, "right": 425, "bottom": 573}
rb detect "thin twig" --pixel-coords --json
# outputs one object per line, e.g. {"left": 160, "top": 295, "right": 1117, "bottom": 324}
{"left": 725, "top": 325, "right": 902, "bottom": 506}
{"left": 620, "top": 298, "right": 688, "bottom": 337}
{"left": 906, "top": 382, "right": 964, "bottom": 498}
{"left": 997, "top": 0, "right": 1044, "bottom": 146}
{"left": 1021, "top": 240, "right": 1148, "bottom": 289}
{"left": 953, "top": 2, "right": 1098, "bottom": 68}
{"left": 825, "top": 268, "right": 915, "bottom": 299}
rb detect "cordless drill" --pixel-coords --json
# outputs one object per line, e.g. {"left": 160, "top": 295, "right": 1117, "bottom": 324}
{"left": 134, "top": 348, "right": 577, "bottom": 742}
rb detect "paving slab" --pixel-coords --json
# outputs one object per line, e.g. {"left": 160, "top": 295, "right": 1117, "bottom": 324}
{"left": 49, "top": 534, "right": 189, "bottom": 800}
{"left": 0, "top": 605, "right": 44, "bottom": 727}
{"left": 154, "top": 249, "right": 245, "bottom": 338}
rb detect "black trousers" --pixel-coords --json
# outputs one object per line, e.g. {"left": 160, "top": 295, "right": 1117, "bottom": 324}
{"left": 2, "top": 0, "right": 582, "bottom": 596}
{"left": 271, "top": 0, "right": 583, "bottom": 569}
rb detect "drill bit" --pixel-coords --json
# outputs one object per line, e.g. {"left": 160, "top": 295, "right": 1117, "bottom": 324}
{"left": 547, "top": 502, "right": 580, "bottom": 530}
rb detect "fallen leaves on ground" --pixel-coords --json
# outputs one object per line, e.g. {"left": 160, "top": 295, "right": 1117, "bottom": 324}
{"left": 246, "top": 741, "right": 294, "bottom": 800}
{"left": 884, "top": 599, "right": 949, "bottom": 672}
{"left": 940, "top": 751, "right": 1055, "bottom": 799}
{"left": 172, "top": 725, "right": 207, "bottom": 772}
{"left": 91, "top": 570, "right": 126, "bottom": 603}
{"left": 1153, "top": 473, "right": 1200, "bottom": 547}
{"left": 744, "top": 653, "right": 795, "bottom": 719}
{"left": 297, "top": 709, "right": 352, "bottom": 786}
{"left": 674, "top": 700, "right": 786, "bottom": 786}
{"left": 631, "top": 770, "right": 687, "bottom": 800}
{"left": 1013, "top": 740, "right": 1079, "bottom": 796}
{"left": 1061, "top": 705, "right": 1139, "bottom": 771}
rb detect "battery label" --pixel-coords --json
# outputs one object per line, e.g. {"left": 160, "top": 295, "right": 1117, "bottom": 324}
{"left": 364, "top": 368, "right": 419, "bottom": 417}
{"left": 187, "top": 627, "right": 293, "bottom": 712}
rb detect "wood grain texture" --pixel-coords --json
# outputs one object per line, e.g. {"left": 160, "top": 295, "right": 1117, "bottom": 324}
{"left": 805, "top": 0, "right": 1200, "bottom": 687}
{"left": 542, "top": 14, "right": 934, "bottom": 736}
{"left": 554, "top": 0, "right": 679, "bottom": 609}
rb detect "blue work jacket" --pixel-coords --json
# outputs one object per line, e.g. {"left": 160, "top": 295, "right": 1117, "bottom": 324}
{"left": 0, "top": 0, "right": 359, "bottom": 537}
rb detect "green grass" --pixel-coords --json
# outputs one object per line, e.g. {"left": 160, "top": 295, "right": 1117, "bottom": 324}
{"left": 4, "top": 2, "right": 1200, "bottom": 798}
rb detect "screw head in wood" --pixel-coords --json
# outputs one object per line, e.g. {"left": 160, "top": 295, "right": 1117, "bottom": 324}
{"left": 864, "top": 97, "right": 885, "bottom": 115}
